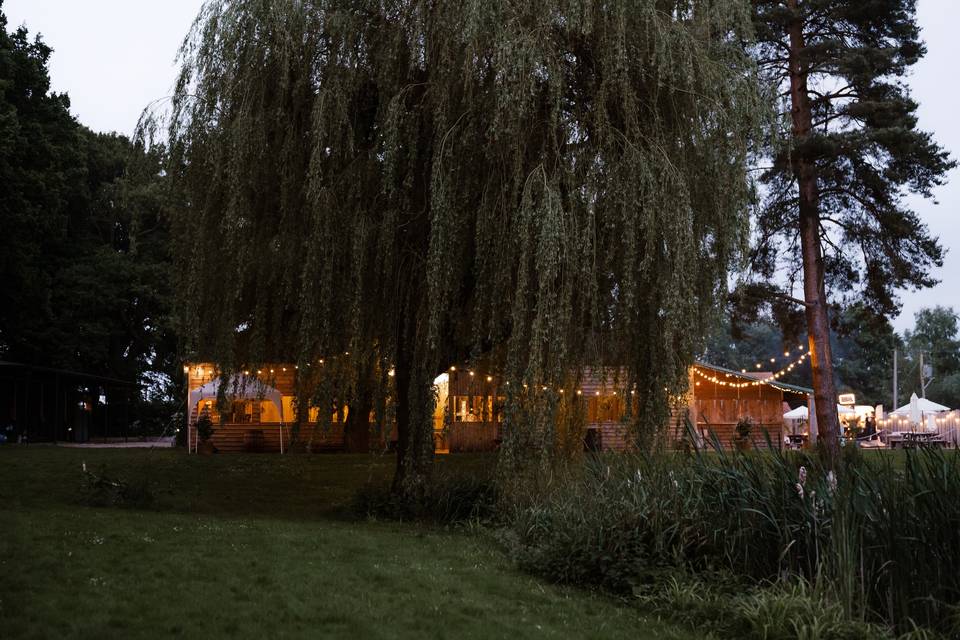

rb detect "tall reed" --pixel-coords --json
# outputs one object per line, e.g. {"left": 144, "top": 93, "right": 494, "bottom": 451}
{"left": 504, "top": 442, "right": 960, "bottom": 635}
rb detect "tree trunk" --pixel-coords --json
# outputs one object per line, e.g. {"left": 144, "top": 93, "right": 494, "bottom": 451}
{"left": 389, "top": 300, "right": 436, "bottom": 495}
{"left": 787, "top": 0, "right": 840, "bottom": 466}
{"left": 390, "top": 351, "right": 435, "bottom": 496}
{"left": 343, "top": 364, "right": 373, "bottom": 453}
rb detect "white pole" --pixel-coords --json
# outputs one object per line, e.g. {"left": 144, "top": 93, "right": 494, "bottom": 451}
{"left": 920, "top": 352, "right": 926, "bottom": 399}
{"left": 893, "top": 347, "right": 898, "bottom": 410}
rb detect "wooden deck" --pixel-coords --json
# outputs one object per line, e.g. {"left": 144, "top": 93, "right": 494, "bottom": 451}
{"left": 442, "top": 421, "right": 500, "bottom": 452}
{"left": 194, "top": 422, "right": 346, "bottom": 453}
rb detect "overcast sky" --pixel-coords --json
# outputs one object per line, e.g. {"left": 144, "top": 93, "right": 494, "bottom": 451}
{"left": 4, "top": 0, "right": 957, "bottom": 332}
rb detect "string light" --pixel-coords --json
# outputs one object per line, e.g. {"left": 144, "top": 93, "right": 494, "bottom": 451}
{"left": 693, "top": 350, "right": 811, "bottom": 389}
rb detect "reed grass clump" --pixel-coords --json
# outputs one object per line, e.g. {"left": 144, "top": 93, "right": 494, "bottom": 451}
{"left": 504, "top": 445, "right": 960, "bottom": 637}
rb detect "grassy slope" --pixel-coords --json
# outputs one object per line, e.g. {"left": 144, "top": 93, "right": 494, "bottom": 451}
{"left": 0, "top": 448, "right": 696, "bottom": 640}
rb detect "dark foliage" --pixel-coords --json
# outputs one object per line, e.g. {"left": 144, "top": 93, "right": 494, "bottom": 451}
{"left": 79, "top": 464, "right": 154, "bottom": 508}
{"left": 748, "top": 0, "right": 955, "bottom": 316}
{"left": 353, "top": 469, "right": 498, "bottom": 525}
{"left": 507, "top": 447, "right": 960, "bottom": 635}
{"left": 0, "top": 4, "right": 179, "bottom": 432}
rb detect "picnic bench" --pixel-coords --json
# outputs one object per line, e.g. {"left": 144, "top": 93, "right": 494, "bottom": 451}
{"left": 890, "top": 431, "right": 946, "bottom": 449}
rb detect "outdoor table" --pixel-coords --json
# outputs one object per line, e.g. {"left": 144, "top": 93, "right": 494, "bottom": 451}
{"left": 786, "top": 434, "right": 807, "bottom": 450}
{"left": 892, "top": 432, "right": 941, "bottom": 449}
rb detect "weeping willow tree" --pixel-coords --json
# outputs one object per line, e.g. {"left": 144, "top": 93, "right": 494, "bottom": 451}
{"left": 155, "top": 0, "right": 764, "bottom": 491}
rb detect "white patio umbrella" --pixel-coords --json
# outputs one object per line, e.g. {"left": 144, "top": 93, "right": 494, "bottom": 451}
{"left": 910, "top": 393, "right": 922, "bottom": 427}
{"left": 782, "top": 404, "right": 854, "bottom": 419}
{"left": 783, "top": 405, "right": 809, "bottom": 420}
{"left": 891, "top": 395, "right": 950, "bottom": 416}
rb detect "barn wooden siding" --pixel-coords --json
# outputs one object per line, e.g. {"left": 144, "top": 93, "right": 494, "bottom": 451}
{"left": 689, "top": 369, "right": 786, "bottom": 450}
{"left": 186, "top": 362, "right": 791, "bottom": 453}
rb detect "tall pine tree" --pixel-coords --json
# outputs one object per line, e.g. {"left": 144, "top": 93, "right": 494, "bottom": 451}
{"left": 748, "top": 0, "right": 954, "bottom": 464}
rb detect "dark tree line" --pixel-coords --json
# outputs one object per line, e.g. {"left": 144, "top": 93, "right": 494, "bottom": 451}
{"left": 0, "top": 3, "right": 177, "bottom": 432}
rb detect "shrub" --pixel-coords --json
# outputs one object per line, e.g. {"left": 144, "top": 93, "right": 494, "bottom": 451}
{"left": 79, "top": 464, "right": 155, "bottom": 508}
{"left": 353, "top": 469, "right": 497, "bottom": 525}
{"left": 194, "top": 414, "right": 215, "bottom": 441}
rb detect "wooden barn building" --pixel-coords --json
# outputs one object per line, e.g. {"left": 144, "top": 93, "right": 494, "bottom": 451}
{"left": 184, "top": 361, "right": 811, "bottom": 453}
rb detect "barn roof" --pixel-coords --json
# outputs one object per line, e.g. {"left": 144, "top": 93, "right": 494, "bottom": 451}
{"left": 694, "top": 361, "right": 813, "bottom": 395}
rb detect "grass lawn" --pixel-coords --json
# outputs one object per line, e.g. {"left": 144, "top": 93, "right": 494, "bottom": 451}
{"left": 0, "top": 447, "right": 697, "bottom": 639}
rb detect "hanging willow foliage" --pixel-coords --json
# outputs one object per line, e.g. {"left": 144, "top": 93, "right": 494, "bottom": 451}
{"left": 152, "top": 0, "right": 764, "bottom": 490}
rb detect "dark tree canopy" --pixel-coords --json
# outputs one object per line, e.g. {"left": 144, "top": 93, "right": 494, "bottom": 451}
{"left": 0, "top": 4, "right": 177, "bottom": 428}
{"left": 903, "top": 306, "right": 960, "bottom": 407}
{"left": 156, "top": 0, "right": 764, "bottom": 486}
{"left": 749, "top": 0, "right": 954, "bottom": 316}
{"left": 832, "top": 303, "right": 899, "bottom": 407}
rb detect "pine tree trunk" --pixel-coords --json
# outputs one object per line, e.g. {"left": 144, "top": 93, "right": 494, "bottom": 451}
{"left": 787, "top": 0, "right": 840, "bottom": 466}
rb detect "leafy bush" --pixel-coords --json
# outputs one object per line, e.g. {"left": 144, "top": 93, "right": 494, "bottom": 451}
{"left": 80, "top": 464, "right": 155, "bottom": 508}
{"left": 503, "top": 447, "right": 960, "bottom": 637}
{"left": 353, "top": 469, "right": 497, "bottom": 524}
{"left": 194, "top": 414, "right": 215, "bottom": 442}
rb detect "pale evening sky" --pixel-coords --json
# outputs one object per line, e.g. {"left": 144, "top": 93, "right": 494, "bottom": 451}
{"left": 5, "top": 0, "right": 958, "bottom": 333}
